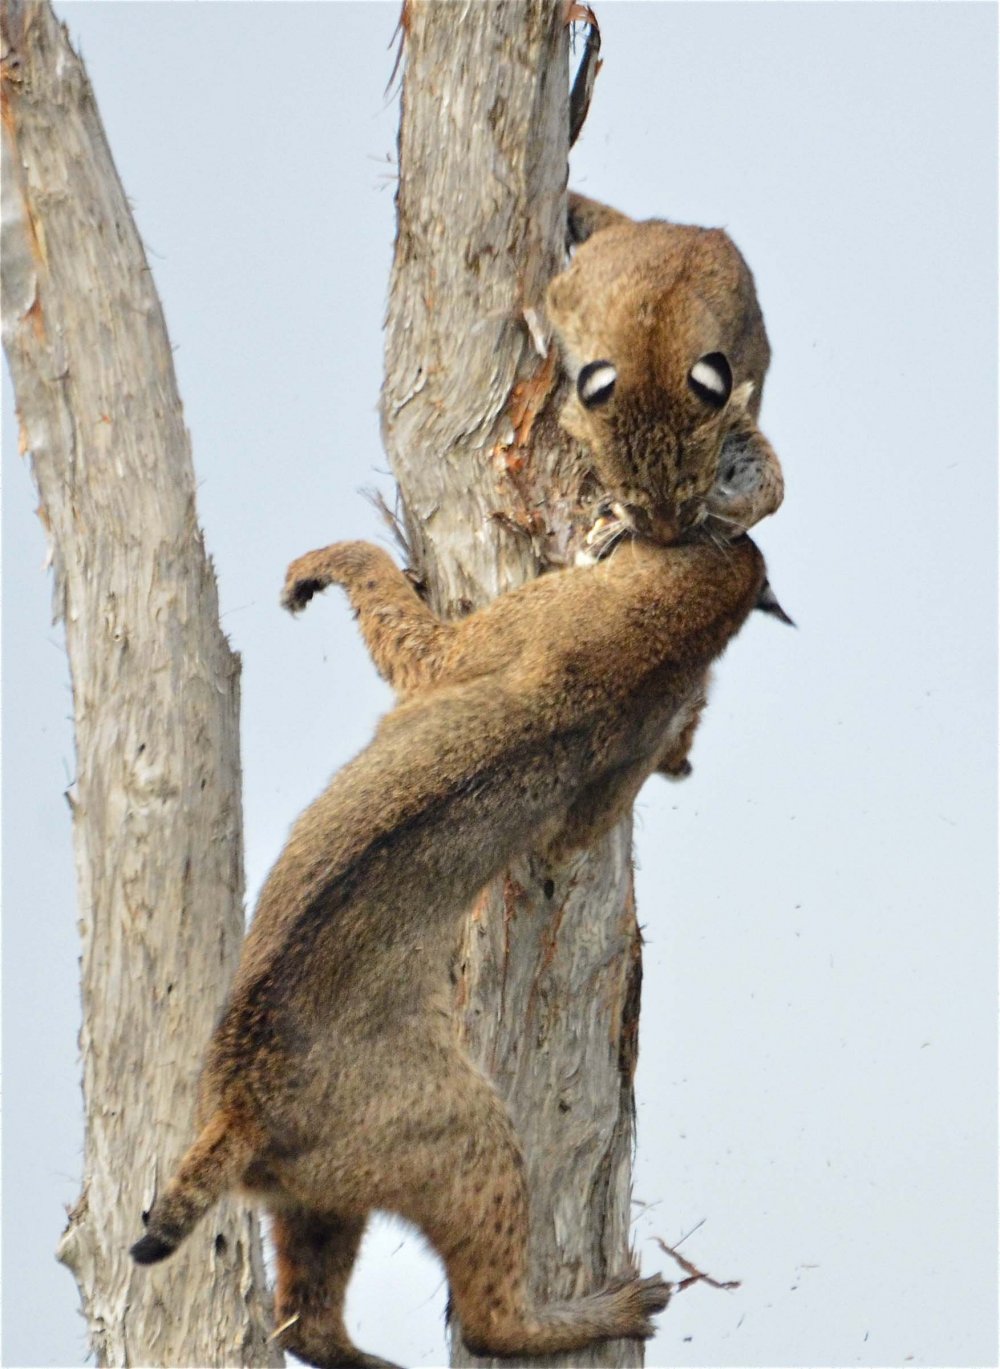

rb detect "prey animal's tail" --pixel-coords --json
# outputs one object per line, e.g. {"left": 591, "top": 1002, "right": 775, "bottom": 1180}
{"left": 130, "top": 1111, "right": 254, "bottom": 1264}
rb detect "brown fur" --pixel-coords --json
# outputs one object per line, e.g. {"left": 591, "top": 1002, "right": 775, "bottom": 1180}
{"left": 550, "top": 192, "right": 784, "bottom": 541}
{"left": 132, "top": 535, "right": 763, "bottom": 1365}
{"left": 130, "top": 193, "right": 783, "bottom": 1366}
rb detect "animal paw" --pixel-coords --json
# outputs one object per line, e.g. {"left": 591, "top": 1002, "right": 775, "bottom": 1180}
{"left": 705, "top": 425, "right": 783, "bottom": 537}
{"left": 281, "top": 542, "right": 376, "bottom": 615}
{"left": 576, "top": 499, "right": 633, "bottom": 565}
{"left": 660, "top": 758, "right": 693, "bottom": 781}
{"left": 601, "top": 1271, "right": 673, "bottom": 1337}
{"left": 282, "top": 552, "right": 333, "bottom": 614}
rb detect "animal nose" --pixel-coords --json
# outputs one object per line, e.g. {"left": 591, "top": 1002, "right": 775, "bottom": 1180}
{"left": 644, "top": 508, "right": 682, "bottom": 545}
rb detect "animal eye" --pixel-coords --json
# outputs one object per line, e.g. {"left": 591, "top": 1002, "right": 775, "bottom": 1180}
{"left": 688, "top": 352, "right": 733, "bottom": 408}
{"left": 578, "top": 360, "right": 617, "bottom": 408}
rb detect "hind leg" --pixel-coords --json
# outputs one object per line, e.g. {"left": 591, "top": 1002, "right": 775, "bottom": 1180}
{"left": 400, "top": 1064, "right": 670, "bottom": 1357}
{"left": 271, "top": 1208, "right": 400, "bottom": 1369}
{"left": 439, "top": 1203, "right": 670, "bottom": 1358}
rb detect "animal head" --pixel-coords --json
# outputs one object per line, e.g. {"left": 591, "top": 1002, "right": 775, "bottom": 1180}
{"left": 546, "top": 198, "right": 782, "bottom": 542}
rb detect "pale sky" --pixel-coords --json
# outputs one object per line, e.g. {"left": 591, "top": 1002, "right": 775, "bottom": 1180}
{"left": 2, "top": 4, "right": 997, "bottom": 1368}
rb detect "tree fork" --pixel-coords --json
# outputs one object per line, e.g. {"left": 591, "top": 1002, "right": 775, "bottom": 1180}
{"left": 1, "top": 3, "right": 279, "bottom": 1364}
{"left": 381, "top": 4, "right": 645, "bottom": 1365}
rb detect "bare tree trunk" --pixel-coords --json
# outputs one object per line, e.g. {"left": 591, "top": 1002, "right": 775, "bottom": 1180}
{"left": 382, "top": 5, "right": 644, "bottom": 1365}
{"left": 0, "top": 4, "right": 279, "bottom": 1364}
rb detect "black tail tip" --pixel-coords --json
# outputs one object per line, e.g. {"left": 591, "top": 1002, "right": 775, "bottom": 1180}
{"left": 130, "top": 1232, "right": 176, "bottom": 1265}
{"left": 756, "top": 579, "right": 796, "bottom": 628}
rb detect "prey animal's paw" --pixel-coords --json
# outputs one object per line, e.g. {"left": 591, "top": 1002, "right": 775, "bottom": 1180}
{"left": 660, "top": 758, "right": 693, "bottom": 781}
{"left": 575, "top": 499, "right": 633, "bottom": 566}
{"left": 705, "top": 424, "right": 784, "bottom": 538}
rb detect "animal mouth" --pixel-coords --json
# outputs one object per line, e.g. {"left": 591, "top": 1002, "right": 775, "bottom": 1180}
{"left": 616, "top": 499, "right": 690, "bottom": 546}
{"left": 581, "top": 494, "right": 706, "bottom": 563}
{"left": 579, "top": 499, "right": 633, "bottom": 562}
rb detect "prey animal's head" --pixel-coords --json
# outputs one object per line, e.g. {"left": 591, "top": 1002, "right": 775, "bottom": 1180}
{"left": 546, "top": 194, "right": 783, "bottom": 543}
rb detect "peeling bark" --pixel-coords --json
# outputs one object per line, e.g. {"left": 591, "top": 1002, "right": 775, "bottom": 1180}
{"left": 381, "top": 4, "right": 644, "bottom": 1365}
{"left": 1, "top": 3, "right": 279, "bottom": 1364}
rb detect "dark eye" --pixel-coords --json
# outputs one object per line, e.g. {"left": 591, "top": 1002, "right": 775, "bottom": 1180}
{"left": 688, "top": 352, "right": 732, "bottom": 408}
{"left": 578, "top": 360, "right": 617, "bottom": 409}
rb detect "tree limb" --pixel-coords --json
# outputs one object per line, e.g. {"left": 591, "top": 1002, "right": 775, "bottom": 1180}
{"left": 1, "top": 3, "right": 279, "bottom": 1363}
{"left": 381, "top": 4, "right": 644, "bottom": 1365}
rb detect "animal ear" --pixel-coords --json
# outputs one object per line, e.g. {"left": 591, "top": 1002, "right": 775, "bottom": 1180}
{"left": 730, "top": 379, "right": 756, "bottom": 414}
{"left": 688, "top": 352, "right": 733, "bottom": 409}
{"left": 577, "top": 360, "right": 617, "bottom": 408}
{"left": 567, "top": 192, "right": 631, "bottom": 246}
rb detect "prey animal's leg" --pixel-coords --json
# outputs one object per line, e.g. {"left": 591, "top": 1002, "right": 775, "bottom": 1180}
{"left": 271, "top": 1207, "right": 399, "bottom": 1369}
{"left": 403, "top": 1061, "right": 670, "bottom": 1357}
{"left": 705, "top": 419, "right": 784, "bottom": 537}
{"left": 656, "top": 676, "right": 710, "bottom": 781}
{"left": 281, "top": 540, "right": 455, "bottom": 695}
{"left": 658, "top": 754, "right": 694, "bottom": 780}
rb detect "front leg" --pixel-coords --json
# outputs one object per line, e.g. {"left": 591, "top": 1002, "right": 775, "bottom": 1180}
{"left": 282, "top": 541, "right": 455, "bottom": 697}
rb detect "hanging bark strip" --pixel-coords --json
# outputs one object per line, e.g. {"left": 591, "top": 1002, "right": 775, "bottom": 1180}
{"left": 381, "top": 4, "right": 647, "bottom": 1366}
{"left": 1, "top": 4, "right": 278, "bottom": 1364}
{"left": 568, "top": 3, "right": 602, "bottom": 149}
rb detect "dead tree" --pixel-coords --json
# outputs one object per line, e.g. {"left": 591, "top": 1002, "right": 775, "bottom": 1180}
{"left": 0, "top": 3, "right": 279, "bottom": 1364}
{"left": 382, "top": 5, "right": 645, "bottom": 1365}
{"left": 3, "top": 0, "right": 646, "bottom": 1365}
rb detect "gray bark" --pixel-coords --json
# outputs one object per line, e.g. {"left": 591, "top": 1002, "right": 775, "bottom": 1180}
{"left": 382, "top": 4, "right": 644, "bottom": 1365}
{"left": 0, "top": 3, "right": 279, "bottom": 1364}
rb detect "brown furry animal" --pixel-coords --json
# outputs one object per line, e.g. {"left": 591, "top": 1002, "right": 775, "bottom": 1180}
{"left": 132, "top": 535, "right": 765, "bottom": 1366}
{"left": 130, "top": 193, "right": 784, "bottom": 1368}
{"left": 551, "top": 192, "right": 784, "bottom": 544}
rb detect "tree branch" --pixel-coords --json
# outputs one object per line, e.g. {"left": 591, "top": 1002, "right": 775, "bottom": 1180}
{"left": 1, "top": 3, "right": 279, "bottom": 1363}
{"left": 381, "top": 4, "right": 644, "bottom": 1365}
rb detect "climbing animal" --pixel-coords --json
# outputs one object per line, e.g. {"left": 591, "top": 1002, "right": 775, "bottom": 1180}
{"left": 130, "top": 193, "right": 784, "bottom": 1368}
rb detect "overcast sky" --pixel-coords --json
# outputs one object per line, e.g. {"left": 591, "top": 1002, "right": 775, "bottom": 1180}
{"left": 2, "top": 4, "right": 997, "bottom": 1368}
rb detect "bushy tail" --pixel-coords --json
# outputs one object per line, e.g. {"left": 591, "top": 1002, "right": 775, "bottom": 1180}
{"left": 130, "top": 1111, "right": 254, "bottom": 1264}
